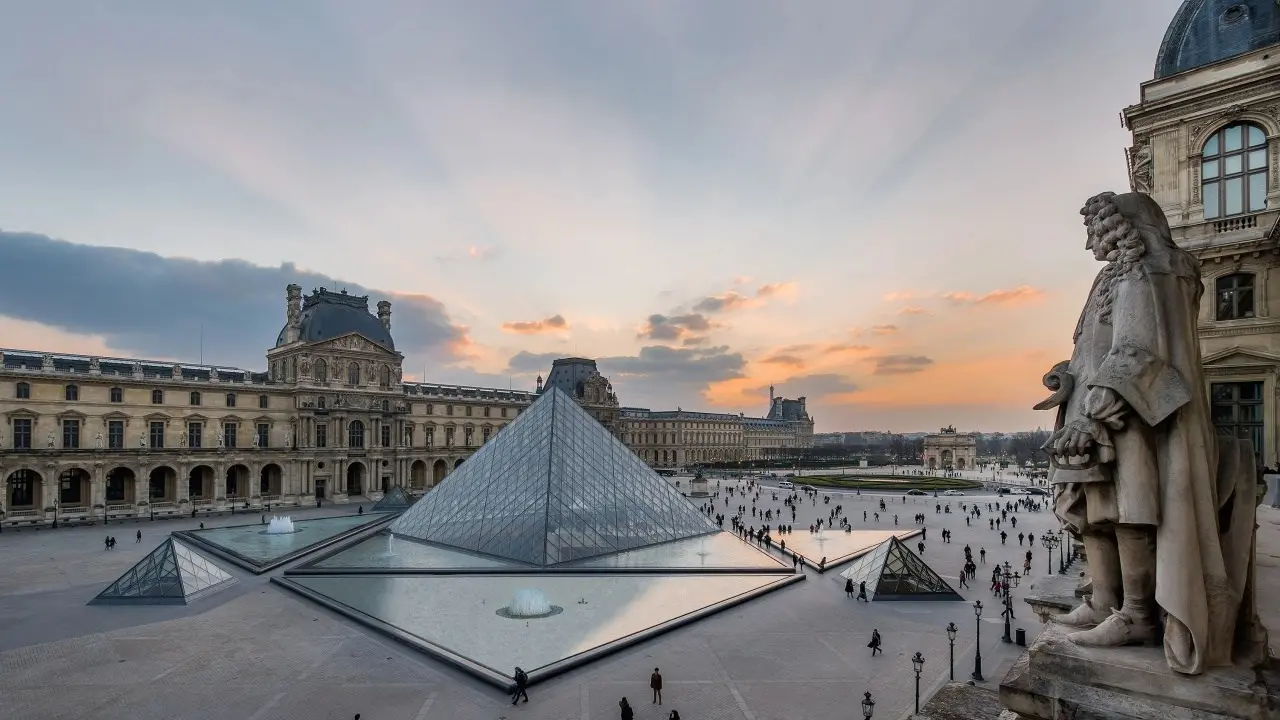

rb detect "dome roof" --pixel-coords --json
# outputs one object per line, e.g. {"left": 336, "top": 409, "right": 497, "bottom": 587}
{"left": 275, "top": 288, "right": 395, "bottom": 350}
{"left": 1155, "top": 0, "right": 1280, "bottom": 79}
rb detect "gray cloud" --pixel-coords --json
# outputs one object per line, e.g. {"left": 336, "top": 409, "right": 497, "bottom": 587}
{"left": 599, "top": 345, "right": 746, "bottom": 409}
{"left": 753, "top": 373, "right": 858, "bottom": 399}
{"left": 870, "top": 355, "right": 934, "bottom": 375}
{"left": 0, "top": 231, "right": 467, "bottom": 369}
{"left": 637, "top": 313, "right": 712, "bottom": 342}
{"left": 506, "top": 351, "right": 565, "bottom": 375}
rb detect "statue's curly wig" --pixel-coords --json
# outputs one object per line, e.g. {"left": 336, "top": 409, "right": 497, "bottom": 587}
{"left": 1081, "top": 192, "right": 1146, "bottom": 325}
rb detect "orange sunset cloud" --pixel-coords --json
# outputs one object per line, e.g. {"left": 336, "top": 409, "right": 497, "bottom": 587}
{"left": 693, "top": 281, "right": 797, "bottom": 313}
{"left": 897, "top": 306, "right": 930, "bottom": 316}
{"left": 501, "top": 314, "right": 569, "bottom": 334}
{"left": 942, "top": 285, "right": 1045, "bottom": 307}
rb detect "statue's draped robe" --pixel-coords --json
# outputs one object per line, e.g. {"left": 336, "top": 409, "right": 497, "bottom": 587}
{"left": 1051, "top": 243, "right": 1250, "bottom": 674}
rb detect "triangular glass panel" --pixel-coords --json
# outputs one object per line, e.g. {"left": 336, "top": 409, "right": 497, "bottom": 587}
{"left": 837, "top": 536, "right": 962, "bottom": 601}
{"left": 390, "top": 388, "right": 716, "bottom": 566}
{"left": 91, "top": 538, "right": 237, "bottom": 605}
{"left": 372, "top": 485, "right": 414, "bottom": 513}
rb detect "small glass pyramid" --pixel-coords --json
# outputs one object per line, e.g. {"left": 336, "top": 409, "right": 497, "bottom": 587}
{"left": 372, "top": 485, "right": 414, "bottom": 513}
{"left": 91, "top": 537, "right": 237, "bottom": 605}
{"left": 390, "top": 388, "right": 718, "bottom": 566}
{"left": 837, "top": 536, "right": 962, "bottom": 601}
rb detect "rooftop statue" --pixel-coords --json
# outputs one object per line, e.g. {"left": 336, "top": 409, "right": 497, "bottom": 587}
{"left": 1036, "top": 191, "right": 1267, "bottom": 674}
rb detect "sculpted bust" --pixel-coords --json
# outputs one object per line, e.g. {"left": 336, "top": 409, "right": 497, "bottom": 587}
{"left": 1037, "top": 191, "right": 1268, "bottom": 674}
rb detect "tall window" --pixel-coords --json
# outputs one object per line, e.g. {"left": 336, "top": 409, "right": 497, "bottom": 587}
{"left": 258, "top": 394, "right": 269, "bottom": 409}
{"left": 62, "top": 419, "right": 81, "bottom": 449}
{"left": 151, "top": 389, "right": 164, "bottom": 404}
{"left": 59, "top": 469, "right": 83, "bottom": 505}
{"left": 1211, "top": 382, "right": 1264, "bottom": 466}
{"left": 256, "top": 423, "right": 270, "bottom": 448}
{"left": 501, "top": 408, "right": 508, "bottom": 418}
{"left": 483, "top": 406, "right": 491, "bottom": 417}
{"left": 107, "top": 420, "right": 124, "bottom": 449}
{"left": 12, "top": 418, "right": 31, "bottom": 449}
{"left": 316, "top": 423, "right": 328, "bottom": 448}
{"left": 379, "top": 364, "right": 391, "bottom": 388}
{"left": 8, "top": 469, "right": 34, "bottom": 506}
{"left": 190, "top": 391, "right": 201, "bottom": 405}
{"left": 109, "top": 387, "right": 123, "bottom": 403}
{"left": 348, "top": 420, "right": 365, "bottom": 448}
{"left": 348, "top": 362, "right": 360, "bottom": 385}
{"left": 426, "top": 404, "right": 434, "bottom": 415}
{"left": 465, "top": 406, "right": 473, "bottom": 417}
{"left": 15, "top": 382, "right": 30, "bottom": 399}
{"left": 187, "top": 422, "right": 203, "bottom": 449}
{"left": 65, "top": 384, "right": 79, "bottom": 401}
{"left": 1216, "top": 273, "right": 1256, "bottom": 321}
{"left": 381, "top": 424, "right": 391, "bottom": 448}
{"left": 314, "top": 359, "right": 327, "bottom": 383}
{"left": 225, "top": 393, "right": 236, "bottom": 408}
{"left": 482, "top": 427, "right": 491, "bottom": 444}
{"left": 382, "top": 399, "right": 390, "bottom": 413}
{"left": 149, "top": 421, "right": 165, "bottom": 449}
{"left": 447, "top": 405, "right": 454, "bottom": 416}
{"left": 224, "top": 423, "right": 238, "bottom": 449}
{"left": 317, "top": 396, "right": 326, "bottom": 410}
{"left": 1202, "top": 123, "right": 1268, "bottom": 219}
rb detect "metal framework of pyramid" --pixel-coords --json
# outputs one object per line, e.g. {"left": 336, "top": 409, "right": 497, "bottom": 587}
{"left": 372, "top": 485, "right": 414, "bottom": 512}
{"left": 91, "top": 537, "right": 238, "bottom": 605}
{"left": 389, "top": 388, "right": 718, "bottom": 566}
{"left": 837, "top": 536, "right": 962, "bottom": 601}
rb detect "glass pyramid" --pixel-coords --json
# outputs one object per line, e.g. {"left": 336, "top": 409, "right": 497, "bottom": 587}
{"left": 91, "top": 537, "right": 237, "bottom": 605}
{"left": 390, "top": 387, "right": 718, "bottom": 566}
{"left": 837, "top": 536, "right": 962, "bottom": 601}
{"left": 372, "top": 485, "right": 414, "bottom": 513}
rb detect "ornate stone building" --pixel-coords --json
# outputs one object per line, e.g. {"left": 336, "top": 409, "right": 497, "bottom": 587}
{"left": 0, "top": 285, "right": 535, "bottom": 527}
{"left": 922, "top": 426, "right": 977, "bottom": 471}
{"left": 536, "top": 357, "right": 620, "bottom": 433}
{"left": 1121, "top": 0, "right": 1279, "bottom": 466}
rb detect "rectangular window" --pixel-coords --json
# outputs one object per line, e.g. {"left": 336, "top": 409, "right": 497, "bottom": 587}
{"left": 110, "top": 387, "right": 123, "bottom": 403}
{"left": 256, "top": 423, "right": 270, "bottom": 448}
{"left": 316, "top": 423, "right": 328, "bottom": 448}
{"left": 149, "top": 421, "right": 165, "bottom": 449}
{"left": 426, "top": 404, "right": 434, "bottom": 415}
{"left": 259, "top": 395, "right": 269, "bottom": 409}
{"left": 1204, "top": 182, "right": 1220, "bottom": 219}
{"left": 13, "top": 418, "right": 32, "bottom": 449}
{"left": 65, "top": 385, "right": 79, "bottom": 401}
{"left": 465, "top": 406, "right": 472, "bottom": 417}
{"left": 224, "top": 423, "right": 238, "bottom": 449}
{"left": 63, "top": 419, "right": 81, "bottom": 449}
{"left": 16, "top": 383, "right": 30, "bottom": 399}
{"left": 483, "top": 406, "right": 490, "bottom": 417}
{"left": 483, "top": 427, "right": 491, "bottom": 443}
{"left": 447, "top": 405, "right": 454, "bottom": 416}
{"left": 1211, "top": 381, "right": 1264, "bottom": 466}
{"left": 225, "top": 393, "right": 236, "bottom": 408}
{"left": 188, "top": 422, "right": 203, "bottom": 449}
{"left": 381, "top": 424, "right": 391, "bottom": 448}
{"left": 501, "top": 408, "right": 508, "bottom": 418}
{"left": 1216, "top": 274, "right": 1255, "bottom": 321}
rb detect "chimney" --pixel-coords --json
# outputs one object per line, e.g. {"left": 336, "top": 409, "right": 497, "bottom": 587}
{"left": 377, "top": 300, "right": 392, "bottom": 331}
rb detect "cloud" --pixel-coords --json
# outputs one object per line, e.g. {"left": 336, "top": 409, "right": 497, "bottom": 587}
{"left": 692, "top": 281, "right": 797, "bottom": 313}
{"left": 870, "top": 324, "right": 899, "bottom": 335}
{"left": 0, "top": 231, "right": 468, "bottom": 368}
{"left": 897, "top": 306, "right": 930, "bottom": 316}
{"left": 869, "top": 354, "right": 934, "bottom": 375}
{"left": 942, "top": 285, "right": 1044, "bottom": 306}
{"left": 883, "top": 291, "right": 927, "bottom": 303}
{"left": 500, "top": 314, "right": 569, "bottom": 334}
{"left": 637, "top": 313, "right": 713, "bottom": 343}
{"left": 823, "top": 343, "right": 872, "bottom": 354}
{"left": 505, "top": 350, "right": 564, "bottom": 374}
{"left": 758, "top": 354, "right": 806, "bottom": 368}
{"left": 756, "top": 373, "right": 858, "bottom": 399}
{"left": 598, "top": 345, "right": 747, "bottom": 407}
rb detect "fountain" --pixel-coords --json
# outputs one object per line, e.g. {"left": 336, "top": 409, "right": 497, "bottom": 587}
{"left": 496, "top": 588, "right": 563, "bottom": 619}
{"left": 265, "top": 516, "right": 296, "bottom": 534}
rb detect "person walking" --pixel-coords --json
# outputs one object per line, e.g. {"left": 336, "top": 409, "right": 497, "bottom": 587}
{"left": 650, "top": 667, "right": 663, "bottom": 705}
{"left": 845, "top": 578, "right": 855, "bottom": 598}
{"left": 135, "top": 530, "right": 142, "bottom": 543}
{"left": 511, "top": 666, "right": 529, "bottom": 705}
{"left": 857, "top": 581, "right": 868, "bottom": 602}
{"left": 868, "top": 629, "right": 882, "bottom": 656}
{"left": 620, "top": 697, "right": 634, "bottom": 720}
{"left": 958, "top": 566, "right": 969, "bottom": 588}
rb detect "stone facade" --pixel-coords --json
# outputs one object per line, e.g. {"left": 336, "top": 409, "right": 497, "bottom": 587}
{"left": 618, "top": 392, "right": 815, "bottom": 468}
{"left": 1121, "top": 40, "right": 1280, "bottom": 467}
{"left": 536, "top": 358, "right": 620, "bottom": 433}
{"left": 922, "top": 426, "right": 977, "bottom": 470}
{"left": 0, "top": 286, "right": 535, "bottom": 527}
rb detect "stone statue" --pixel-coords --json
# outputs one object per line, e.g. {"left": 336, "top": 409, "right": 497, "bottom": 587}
{"left": 139, "top": 435, "right": 147, "bottom": 449}
{"left": 1128, "top": 142, "right": 1152, "bottom": 194}
{"left": 251, "top": 433, "right": 259, "bottom": 448}
{"left": 47, "top": 431, "right": 54, "bottom": 448}
{"left": 95, "top": 432, "right": 103, "bottom": 450}
{"left": 1037, "top": 191, "right": 1267, "bottom": 674}
{"left": 216, "top": 428, "right": 225, "bottom": 449}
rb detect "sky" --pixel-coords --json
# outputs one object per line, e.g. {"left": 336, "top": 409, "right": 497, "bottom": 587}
{"left": 0, "top": 0, "right": 1186, "bottom": 433}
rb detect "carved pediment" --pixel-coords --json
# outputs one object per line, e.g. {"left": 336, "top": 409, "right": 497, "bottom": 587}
{"left": 1201, "top": 346, "right": 1280, "bottom": 368}
{"left": 315, "top": 333, "right": 397, "bottom": 357}
{"left": 103, "top": 410, "right": 131, "bottom": 424}
{"left": 184, "top": 413, "right": 209, "bottom": 422}
{"left": 143, "top": 412, "right": 171, "bottom": 421}
{"left": 55, "top": 409, "right": 88, "bottom": 421}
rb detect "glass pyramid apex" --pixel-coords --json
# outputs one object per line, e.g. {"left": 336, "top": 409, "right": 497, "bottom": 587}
{"left": 372, "top": 485, "right": 414, "bottom": 512}
{"left": 390, "top": 387, "right": 717, "bottom": 566}
{"left": 837, "top": 536, "right": 962, "bottom": 601}
{"left": 91, "top": 537, "right": 237, "bottom": 605}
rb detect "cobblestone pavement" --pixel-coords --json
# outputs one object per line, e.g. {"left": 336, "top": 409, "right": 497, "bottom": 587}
{"left": 0, "top": 483, "right": 1274, "bottom": 720}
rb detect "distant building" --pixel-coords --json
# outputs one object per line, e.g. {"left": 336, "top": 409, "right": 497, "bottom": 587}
{"left": 922, "top": 426, "right": 977, "bottom": 471}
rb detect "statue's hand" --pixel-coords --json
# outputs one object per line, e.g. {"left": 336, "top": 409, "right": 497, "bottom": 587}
{"left": 1084, "top": 386, "right": 1127, "bottom": 430}
{"left": 1049, "top": 424, "right": 1097, "bottom": 459}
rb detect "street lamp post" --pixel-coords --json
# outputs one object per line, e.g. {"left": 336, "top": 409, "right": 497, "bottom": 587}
{"left": 912, "top": 652, "right": 925, "bottom": 714}
{"left": 972, "top": 600, "right": 984, "bottom": 681}
{"left": 1058, "top": 528, "right": 1068, "bottom": 573}
{"left": 1041, "top": 534, "right": 1056, "bottom": 574}
{"left": 1001, "top": 561, "right": 1021, "bottom": 643}
{"left": 861, "top": 691, "right": 875, "bottom": 719}
{"left": 946, "top": 621, "right": 957, "bottom": 681}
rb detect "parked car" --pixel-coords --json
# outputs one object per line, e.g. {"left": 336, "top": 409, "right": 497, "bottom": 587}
{"left": 1026, "top": 487, "right": 1048, "bottom": 496}
{"left": 778, "top": 480, "right": 794, "bottom": 490}
{"left": 942, "top": 489, "right": 965, "bottom": 496}
{"left": 905, "top": 489, "right": 928, "bottom": 496}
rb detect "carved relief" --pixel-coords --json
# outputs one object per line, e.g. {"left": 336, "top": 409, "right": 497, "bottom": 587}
{"left": 1191, "top": 155, "right": 1202, "bottom": 204}
{"left": 299, "top": 357, "right": 311, "bottom": 377}
{"left": 1127, "top": 141, "right": 1152, "bottom": 194}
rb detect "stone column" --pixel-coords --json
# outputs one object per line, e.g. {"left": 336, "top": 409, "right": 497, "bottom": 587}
{"left": 177, "top": 463, "right": 190, "bottom": 503}
{"left": 134, "top": 465, "right": 148, "bottom": 508}
{"left": 214, "top": 463, "right": 226, "bottom": 505}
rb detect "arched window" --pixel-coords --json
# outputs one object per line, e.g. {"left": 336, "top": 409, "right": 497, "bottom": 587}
{"left": 348, "top": 420, "right": 365, "bottom": 448}
{"left": 1216, "top": 273, "right": 1256, "bottom": 321}
{"left": 1202, "top": 123, "right": 1268, "bottom": 219}
{"left": 317, "top": 396, "right": 326, "bottom": 410}
{"left": 314, "top": 359, "right": 327, "bottom": 384}
{"left": 190, "top": 391, "right": 201, "bottom": 406}
{"left": 65, "top": 384, "right": 79, "bottom": 401}
{"left": 379, "top": 364, "right": 390, "bottom": 388}
{"left": 151, "top": 389, "right": 164, "bottom": 404}
{"left": 348, "top": 362, "right": 360, "bottom": 385}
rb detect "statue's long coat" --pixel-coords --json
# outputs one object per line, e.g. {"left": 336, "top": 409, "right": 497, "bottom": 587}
{"left": 1050, "top": 195, "right": 1258, "bottom": 674}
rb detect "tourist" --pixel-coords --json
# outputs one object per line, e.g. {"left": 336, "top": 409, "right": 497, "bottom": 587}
{"left": 650, "top": 667, "right": 663, "bottom": 704}
{"left": 620, "top": 697, "right": 634, "bottom": 720}
{"left": 868, "top": 629, "right": 882, "bottom": 656}
{"left": 135, "top": 530, "right": 141, "bottom": 543}
{"left": 511, "top": 666, "right": 529, "bottom": 704}
{"left": 845, "top": 578, "right": 855, "bottom": 598}
{"left": 958, "top": 566, "right": 968, "bottom": 588}
{"left": 917, "top": 541, "right": 925, "bottom": 556}
{"left": 1018, "top": 532, "right": 1025, "bottom": 546}
{"left": 857, "top": 581, "right": 868, "bottom": 602}
{"left": 980, "top": 547, "right": 986, "bottom": 564}
{"left": 668, "top": 711, "right": 681, "bottom": 720}
{"left": 104, "top": 535, "right": 110, "bottom": 551}
{"left": 1000, "top": 531, "right": 1008, "bottom": 545}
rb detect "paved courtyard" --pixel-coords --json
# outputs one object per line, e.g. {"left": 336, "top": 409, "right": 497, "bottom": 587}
{"left": 0, "top": 482, "right": 1275, "bottom": 720}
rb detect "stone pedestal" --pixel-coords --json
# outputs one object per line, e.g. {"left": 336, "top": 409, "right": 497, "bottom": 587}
{"left": 1000, "top": 624, "right": 1278, "bottom": 720}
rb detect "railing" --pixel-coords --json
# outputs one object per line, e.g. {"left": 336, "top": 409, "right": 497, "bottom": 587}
{"left": 105, "top": 503, "right": 135, "bottom": 513}
{"left": 151, "top": 501, "right": 177, "bottom": 510}
{"left": 261, "top": 494, "right": 281, "bottom": 503}
{"left": 191, "top": 498, "right": 214, "bottom": 506}
{"left": 7, "top": 508, "right": 40, "bottom": 518}
{"left": 1214, "top": 215, "right": 1259, "bottom": 233}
